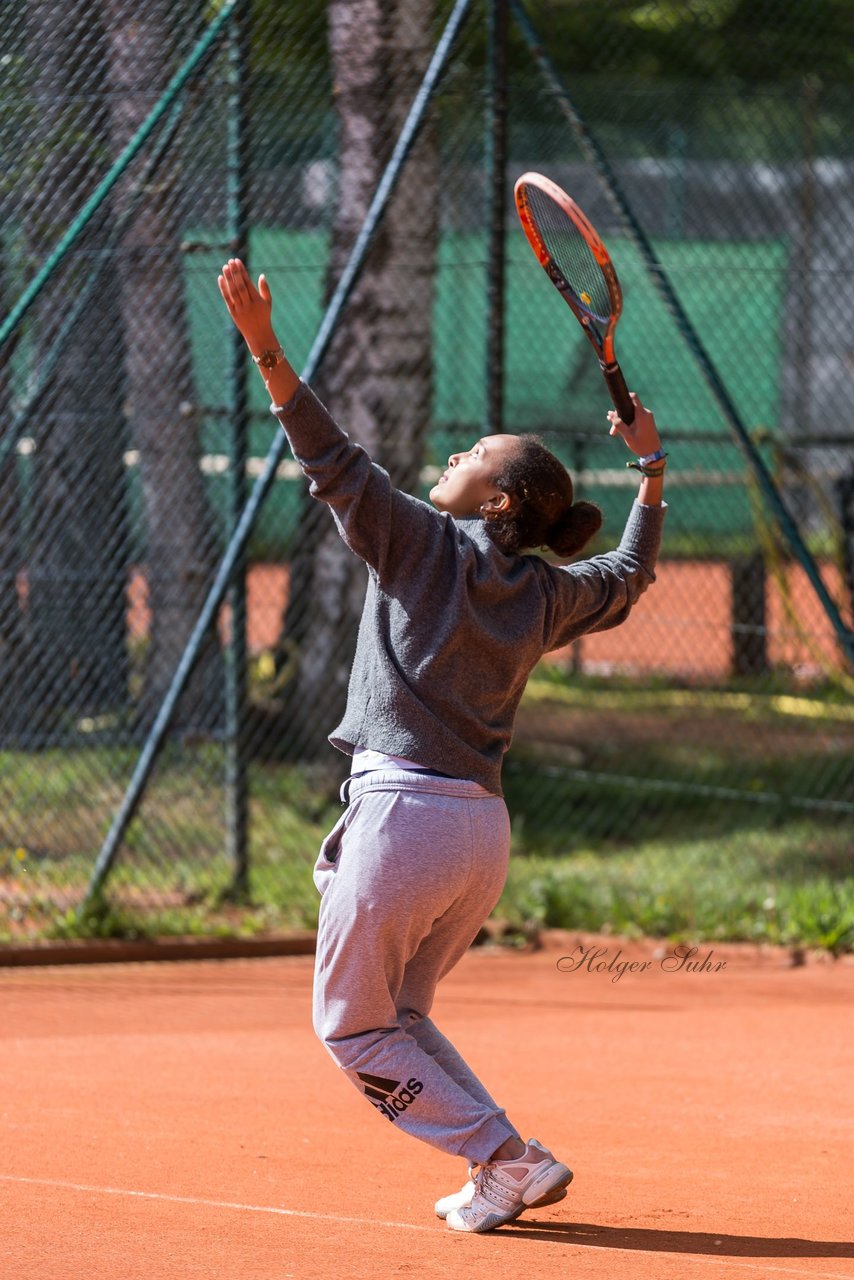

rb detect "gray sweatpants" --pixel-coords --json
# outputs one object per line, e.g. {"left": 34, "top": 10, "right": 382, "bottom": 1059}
{"left": 312, "top": 768, "right": 518, "bottom": 1163}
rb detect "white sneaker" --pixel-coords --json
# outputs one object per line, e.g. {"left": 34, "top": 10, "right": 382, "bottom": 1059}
{"left": 434, "top": 1139, "right": 567, "bottom": 1220}
{"left": 444, "top": 1140, "right": 572, "bottom": 1233}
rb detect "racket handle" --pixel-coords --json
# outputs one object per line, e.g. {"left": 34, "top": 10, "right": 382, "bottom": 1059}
{"left": 601, "top": 362, "right": 635, "bottom": 424}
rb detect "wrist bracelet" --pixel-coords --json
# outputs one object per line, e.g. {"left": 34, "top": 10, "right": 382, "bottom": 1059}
{"left": 627, "top": 451, "right": 668, "bottom": 477}
{"left": 638, "top": 447, "right": 667, "bottom": 466}
{"left": 252, "top": 346, "right": 284, "bottom": 371}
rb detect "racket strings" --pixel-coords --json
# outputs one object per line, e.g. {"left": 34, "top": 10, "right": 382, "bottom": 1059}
{"left": 525, "top": 185, "right": 611, "bottom": 322}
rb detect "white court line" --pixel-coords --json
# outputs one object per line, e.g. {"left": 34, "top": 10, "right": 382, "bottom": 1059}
{"left": 1, "top": 1175, "right": 852, "bottom": 1279}
{"left": 0, "top": 1174, "right": 432, "bottom": 1234}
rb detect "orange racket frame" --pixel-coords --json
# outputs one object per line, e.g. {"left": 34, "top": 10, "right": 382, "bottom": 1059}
{"left": 514, "top": 171, "right": 634, "bottom": 424}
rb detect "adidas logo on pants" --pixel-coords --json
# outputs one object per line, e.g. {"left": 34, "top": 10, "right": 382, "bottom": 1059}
{"left": 357, "top": 1071, "right": 424, "bottom": 1122}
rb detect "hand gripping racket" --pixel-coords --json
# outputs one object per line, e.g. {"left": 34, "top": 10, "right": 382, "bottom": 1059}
{"left": 514, "top": 171, "right": 634, "bottom": 424}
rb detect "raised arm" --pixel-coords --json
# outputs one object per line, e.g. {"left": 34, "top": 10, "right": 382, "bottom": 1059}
{"left": 217, "top": 258, "right": 300, "bottom": 406}
{"left": 544, "top": 394, "right": 666, "bottom": 650}
{"left": 217, "top": 258, "right": 443, "bottom": 576}
{"left": 607, "top": 392, "right": 667, "bottom": 507}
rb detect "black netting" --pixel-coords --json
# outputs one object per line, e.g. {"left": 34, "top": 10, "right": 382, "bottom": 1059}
{"left": 521, "top": 179, "right": 613, "bottom": 321}
{"left": 1, "top": 0, "right": 852, "bottom": 947}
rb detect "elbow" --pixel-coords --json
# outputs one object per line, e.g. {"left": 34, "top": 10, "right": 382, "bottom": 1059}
{"left": 591, "top": 569, "right": 655, "bottom": 635}
{"left": 623, "top": 565, "right": 656, "bottom": 612}
{"left": 632, "top": 565, "right": 656, "bottom": 599}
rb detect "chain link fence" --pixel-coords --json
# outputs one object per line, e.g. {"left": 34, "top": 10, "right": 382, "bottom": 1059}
{"left": 1, "top": 0, "right": 853, "bottom": 946}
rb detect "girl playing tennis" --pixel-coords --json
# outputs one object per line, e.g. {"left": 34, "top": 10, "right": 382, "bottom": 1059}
{"left": 218, "top": 258, "right": 667, "bottom": 1233}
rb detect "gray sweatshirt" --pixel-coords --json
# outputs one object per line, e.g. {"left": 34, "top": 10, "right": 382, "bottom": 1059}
{"left": 273, "top": 383, "right": 665, "bottom": 796}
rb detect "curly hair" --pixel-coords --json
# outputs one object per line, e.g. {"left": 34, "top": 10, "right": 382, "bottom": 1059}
{"left": 484, "top": 433, "right": 603, "bottom": 557}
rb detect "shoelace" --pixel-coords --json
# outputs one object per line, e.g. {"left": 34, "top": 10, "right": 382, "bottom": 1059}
{"left": 472, "top": 1161, "right": 522, "bottom": 1212}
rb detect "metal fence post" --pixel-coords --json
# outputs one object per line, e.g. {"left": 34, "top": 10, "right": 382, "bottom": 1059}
{"left": 486, "top": 0, "right": 509, "bottom": 435}
{"left": 224, "top": 0, "right": 251, "bottom": 898}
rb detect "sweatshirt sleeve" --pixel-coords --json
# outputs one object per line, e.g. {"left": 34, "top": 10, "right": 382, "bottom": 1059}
{"left": 270, "top": 381, "right": 442, "bottom": 576}
{"left": 543, "top": 500, "right": 666, "bottom": 651}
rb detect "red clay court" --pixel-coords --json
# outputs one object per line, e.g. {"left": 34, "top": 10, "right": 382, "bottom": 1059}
{"left": 2, "top": 936, "right": 852, "bottom": 1280}
{"left": 127, "top": 559, "right": 849, "bottom": 681}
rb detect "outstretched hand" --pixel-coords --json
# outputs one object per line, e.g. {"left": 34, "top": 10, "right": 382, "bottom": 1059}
{"left": 607, "top": 393, "right": 662, "bottom": 458}
{"left": 217, "top": 258, "right": 277, "bottom": 355}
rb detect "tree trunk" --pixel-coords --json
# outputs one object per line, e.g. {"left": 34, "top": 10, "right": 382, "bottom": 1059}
{"left": 0, "top": 251, "right": 25, "bottom": 737}
{"left": 277, "top": 0, "right": 439, "bottom": 764}
{"left": 21, "top": 0, "right": 130, "bottom": 735}
{"left": 102, "top": 0, "right": 223, "bottom": 733}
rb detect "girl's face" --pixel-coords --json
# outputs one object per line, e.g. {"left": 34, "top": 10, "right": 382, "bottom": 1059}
{"left": 429, "top": 434, "right": 520, "bottom": 518}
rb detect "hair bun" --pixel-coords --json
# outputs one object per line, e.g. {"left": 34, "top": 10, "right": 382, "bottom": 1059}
{"left": 546, "top": 500, "right": 603, "bottom": 558}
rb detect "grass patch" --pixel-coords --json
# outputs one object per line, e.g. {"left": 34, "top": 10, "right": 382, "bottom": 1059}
{"left": 24, "top": 819, "right": 854, "bottom": 955}
{"left": 499, "top": 825, "right": 854, "bottom": 955}
{"left": 509, "top": 670, "right": 854, "bottom": 850}
{"left": 2, "top": 673, "right": 853, "bottom": 952}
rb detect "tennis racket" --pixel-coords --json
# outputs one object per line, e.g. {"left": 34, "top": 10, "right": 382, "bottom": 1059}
{"left": 514, "top": 171, "right": 634, "bottom": 424}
